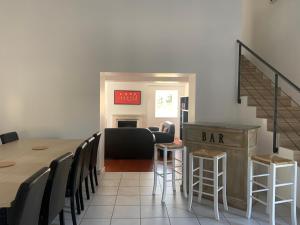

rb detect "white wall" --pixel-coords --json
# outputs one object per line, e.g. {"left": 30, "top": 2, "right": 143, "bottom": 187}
{"left": 104, "top": 81, "right": 187, "bottom": 137}
{"left": 0, "top": 1, "right": 241, "bottom": 170}
{"left": 242, "top": 0, "right": 300, "bottom": 102}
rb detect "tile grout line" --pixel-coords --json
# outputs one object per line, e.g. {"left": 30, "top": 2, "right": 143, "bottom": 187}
{"left": 109, "top": 174, "right": 121, "bottom": 225}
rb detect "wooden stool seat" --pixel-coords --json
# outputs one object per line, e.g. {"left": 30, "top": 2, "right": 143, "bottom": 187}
{"left": 156, "top": 143, "right": 183, "bottom": 150}
{"left": 188, "top": 151, "right": 228, "bottom": 221}
{"left": 193, "top": 149, "right": 225, "bottom": 158}
{"left": 247, "top": 155, "right": 297, "bottom": 225}
{"left": 251, "top": 154, "right": 293, "bottom": 165}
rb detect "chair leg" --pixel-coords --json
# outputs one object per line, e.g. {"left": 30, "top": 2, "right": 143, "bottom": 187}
{"left": 75, "top": 191, "right": 81, "bottom": 214}
{"left": 183, "top": 147, "right": 188, "bottom": 198}
{"left": 59, "top": 210, "right": 65, "bottom": 225}
{"left": 161, "top": 148, "right": 168, "bottom": 203}
{"left": 79, "top": 182, "right": 85, "bottom": 210}
{"left": 153, "top": 145, "right": 158, "bottom": 195}
{"left": 172, "top": 151, "right": 176, "bottom": 192}
{"left": 198, "top": 158, "right": 203, "bottom": 202}
{"left": 213, "top": 157, "right": 220, "bottom": 221}
{"left": 222, "top": 155, "right": 228, "bottom": 211}
{"left": 269, "top": 163, "right": 276, "bottom": 225}
{"left": 90, "top": 170, "right": 95, "bottom": 194}
{"left": 246, "top": 159, "right": 253, "bottom": 219}
{"left": 85, "top": 177, "right": 90, "bottom": 200}
{"left": 291, "top": 162, "right": 297, "bottom": 225}
{"left": 94, "top": 167, "right": 99, "bottom": 186}
{"left": 70, "top": 195, "right": 77, "bottom": 225}
{"left": 188, "top": 153, "right": 193, "bottom": 211}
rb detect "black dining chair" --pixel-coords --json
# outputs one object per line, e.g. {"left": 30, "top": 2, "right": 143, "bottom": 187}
{"left": 89, "top": 132, "right": 102, "bottom": 190}
{"left": 0, "top": 167, "right": 50, "bottom": 225}
{"left": 81, "top": 137, "right": 95, "bottom": 200}
{"left": 0, "top": 132, "right": 19, "bottom": 144}
{"left": 66, "top": 142, "right": 87, "bottom": 225}
{"left": 39, "top": 153, "right": 73, "bottom": 225}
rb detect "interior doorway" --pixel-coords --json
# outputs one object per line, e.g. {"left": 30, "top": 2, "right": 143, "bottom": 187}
{"left": 99, "top": 73, "right": 196, "bottom": 172}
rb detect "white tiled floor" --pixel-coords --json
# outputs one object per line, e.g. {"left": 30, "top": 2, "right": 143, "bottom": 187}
{"left": 52, "top": 172, "right": 299, "bottom": 225}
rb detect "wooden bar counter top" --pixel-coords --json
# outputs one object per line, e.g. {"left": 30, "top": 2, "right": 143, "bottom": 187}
{"left": 0, "top": 139, "right": 82, "bottom": 208}
{"left": 183, "top": 122, "right": 260, "bottom": 210}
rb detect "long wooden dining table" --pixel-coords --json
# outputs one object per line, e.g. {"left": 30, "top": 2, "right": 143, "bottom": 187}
{"left": 0, "top": 139, "right": 82, "bottom": 208}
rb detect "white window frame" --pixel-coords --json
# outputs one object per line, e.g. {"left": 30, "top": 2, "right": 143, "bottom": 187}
{"left": 155, "top": 90, "right": 178, "bottom": 118}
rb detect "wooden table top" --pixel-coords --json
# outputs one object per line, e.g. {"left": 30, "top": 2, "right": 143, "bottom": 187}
{"left": 0, "top": 139, "right": 82, "bottom": 208}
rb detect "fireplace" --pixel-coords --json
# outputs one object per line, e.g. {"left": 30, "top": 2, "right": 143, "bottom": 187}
{"left": 118, "top": 120, "right": 137, "bottom": 128}
{"left": 112, "top": 114, "right": 145, "bottom": 128}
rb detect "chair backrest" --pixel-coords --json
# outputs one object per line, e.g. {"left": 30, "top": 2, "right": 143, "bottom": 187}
{"left": 68, "top": 142, "right": 87, "bottom": 195}
{"left": 8, "top": 167, "right": 50, "bottom": 225}
{"left": 40, "top": 153, "right": 73, "bottom": 224}
{"left": 0, "top": 132, "right": 19, "bottom": 144}
{"left": 82, "top": 137, "right": 95, "bottom": 179}
{"left": 90, "top": 132, "right": 102, "bottom": 169}
{"left": 161, "top": 121, "right": 175, "bottom": 138}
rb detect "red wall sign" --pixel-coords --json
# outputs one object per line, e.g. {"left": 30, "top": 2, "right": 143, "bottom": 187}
{"left": 114, "top": 90, "right": 141, "bottom": 105}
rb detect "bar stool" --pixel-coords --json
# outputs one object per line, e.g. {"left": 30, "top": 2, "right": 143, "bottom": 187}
{"left": 188, "top": 149, "right": 228, "bottom": 221}
{"left": 152, "top": 143, "right": 188, "bottom": 203}
{"left": 247, "top": 154, "right": 297, "bottom": 225}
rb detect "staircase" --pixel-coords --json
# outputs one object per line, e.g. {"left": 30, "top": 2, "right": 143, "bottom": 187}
{"left": 240, "top": 56, "right": 300, "bottom": 152}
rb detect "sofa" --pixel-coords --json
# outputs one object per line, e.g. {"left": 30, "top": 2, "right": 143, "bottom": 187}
{"left": 105, "top": 128, "right": 155, "bottom": 159}
{"left": 148, "top": 121, "right": 175, "bottom": 144}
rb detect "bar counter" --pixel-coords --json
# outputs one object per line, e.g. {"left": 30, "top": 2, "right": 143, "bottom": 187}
{"left": 183, "top": 122, "right": 260, "bottom": 210}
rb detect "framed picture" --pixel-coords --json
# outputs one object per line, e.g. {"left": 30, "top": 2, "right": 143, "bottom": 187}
{"left": 114, "top": 90, "right": 141, "bottom": 105}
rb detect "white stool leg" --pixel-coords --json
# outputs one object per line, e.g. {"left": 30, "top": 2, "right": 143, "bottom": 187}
{"left": 269, "top": 163, "right": 276, "bottom": 225}
{"left": 246, "top": 159, "right": 253, "bottom": 219}
{"left": 213, "top": 157, "right": 220, "bottom": 221}
{"left": 188, "top": 153, "right": 193, "bottom": 211}
{"left": 152, "top": 145, "right": 158, "bottom": 195}
{"left": 266, "top": 166, "right": 270, "bottom": 214}
{"left": 161, "top": 148, "right": 168, "bottom": 203}
{"left": 291, "top": 162, "right": 297, "bottom": 225}
{"left": 222, "top": 154, "right": 228, "bottom": 211}
{"left": 183, "top": 147, "right": 188, "bottom": 198}
{"left": 172, "top": 150, "right": 176, "bottom": 192}
{"left": 198, "top": 158, "right": 203, "bottom": 202}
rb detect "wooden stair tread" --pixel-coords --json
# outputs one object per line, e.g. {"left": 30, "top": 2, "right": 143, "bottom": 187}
{"left": 241, "top": 55, "right": 300, "bottom": 154}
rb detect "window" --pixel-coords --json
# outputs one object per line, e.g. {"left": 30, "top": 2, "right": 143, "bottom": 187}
{"left": 155, "top": 90, "right": 178, "bottom": 118}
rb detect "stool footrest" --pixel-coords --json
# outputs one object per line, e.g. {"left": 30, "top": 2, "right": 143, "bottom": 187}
{"left": 202, "top": 182, "right": 214, "bottom": 188}
{"left": 253, "top": 180, "right": 268, "bottom": 189}
{"left": 203, "top": 169, "right": 213, "bottom": 173}
{"left": 193, "top": 190, "right": 214, "bottom": 197}
{"left": 218, "top": 186, "right": 224, "bottom": 192}
{"left": 275, "top": 182, "right": 294, "bottom": 188}
{"left": 202, "top": 176, "right": 214, "bottom": 181}
{"left": 193, "top": 181, "right": 200, "bottom": 187}
{"left": 193, "top": 175, "right": 214, "bottom": 182}
{"left": 251, "top": 196, "right": 267, "bottom": 206}
{"left": 193, "top": 167, "right": 200, "bottom": 172}
{"left": 275, "top": 199, "right": 293, "bottom": 204}
{"left": 252, "top": 188, "right": 269, "bottom": 193}
{"left": 253, "top": 173, "right": 269, "bottom": 178}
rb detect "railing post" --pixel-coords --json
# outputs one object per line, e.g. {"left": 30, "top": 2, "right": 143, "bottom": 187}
{"left": 237, "top": 44, "right": 242, "bottom": 104}
{"left": 273, "top": 74, "right": 279, "bottom": 153}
